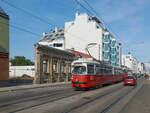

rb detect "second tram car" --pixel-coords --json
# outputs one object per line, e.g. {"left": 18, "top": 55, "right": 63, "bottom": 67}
{"left": 72, "top": 58, "right": 123, "bottom": 89}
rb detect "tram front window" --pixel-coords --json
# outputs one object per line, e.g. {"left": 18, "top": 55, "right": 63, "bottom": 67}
{"left": 87, "top": 64, "right": 94, "bottom": 74}
{"left": 72, "top": 66, "right": 86, "bottom": 74}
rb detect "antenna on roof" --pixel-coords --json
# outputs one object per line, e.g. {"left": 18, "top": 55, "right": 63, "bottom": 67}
{"left": 75, "top": 0, "right": 80, "bottom": 14}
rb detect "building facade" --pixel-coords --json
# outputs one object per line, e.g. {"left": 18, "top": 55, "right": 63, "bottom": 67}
{"left": 122, "top": 54, "right": 139, "bottom": 73}
{"left": 34, "top": 44, "right": 75, "bottom": 84}
{"left": 38, "top": 28, "right": 65, "bottom": 50}
{"left": 65, "top": 13, "right": 122, "bottom": 66}
{"left": 0, "top": 7, "right": 9, "bottom": 81}
{"left": 104, "top": 32, "right": 122, "bottom": 66}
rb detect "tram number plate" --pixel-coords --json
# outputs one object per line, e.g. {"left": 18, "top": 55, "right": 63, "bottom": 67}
{"left": 75, "top": 84, "right": 79, "bottom": 87}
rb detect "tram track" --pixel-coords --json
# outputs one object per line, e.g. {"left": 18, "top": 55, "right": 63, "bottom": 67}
{"left": 0, "top": 89, "right": 68, "bottom": 108}
{"left": 0, "top": 82, "right": 123, "bottom": 113}
{"left": 0, "top": 88, "right": 84, "bottom": 113}
{"left": 62, "top": 79, "right": 144, "bottom": 113}
{"left": 100, "top": 86, "right": 134, "bottom": 113}
{"left": 100, "top": 78, "right": 145, "bottom": 113}
{"left": 62, "top": 85, "right": 125, "bottom": 113}
{"left": 0, "top": 82, "right": 130, "bottom": 113}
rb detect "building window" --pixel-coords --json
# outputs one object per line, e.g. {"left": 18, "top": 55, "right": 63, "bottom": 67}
{"left": 60, "top": 33, "right": 64, "bottom": 36}
{"left": 96, "top": 25, "right": 99, "bottom": 29}
{"left": 53, "top": 63, "right": 57, "bottom": 73}
{"left": 53, "top": 43, "right": 63, "bottom": 47}
{"left": 111, "top": 48, "right": 116, "bottom": 54}
{"left": 104, "top": 35, "right": 109, "bottom": 42}
{"left": 112, "top": 63, "right": 116, "bottom": 66}
{"left": 48, "top": 44, "right": 53, "bottom": 47}
{"left": 104, "top": 52, "right": 109, "bottom": 60}
{"left": 61, "top": 62, "right": 66, "bottom": 73}
{"left": 111, "top": 55, "right": 116, "bottom": 62}
{"left": 104, "top": 43, "right": 109, "bottom": 51}
{"left": 111, "top": 40, "right": 116, "bottom": 47}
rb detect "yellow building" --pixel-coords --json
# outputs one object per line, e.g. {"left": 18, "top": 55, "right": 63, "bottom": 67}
{"left": 0, "top": 6, "right": 9, "bottom": 81}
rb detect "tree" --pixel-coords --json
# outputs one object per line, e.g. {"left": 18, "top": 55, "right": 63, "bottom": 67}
{"left": 10, "top": 56, "right": 34, "bottom": 66}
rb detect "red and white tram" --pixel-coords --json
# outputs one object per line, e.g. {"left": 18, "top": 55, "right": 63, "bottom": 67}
{"left": 72, "top": 58, "right": 123, "bottom": 89}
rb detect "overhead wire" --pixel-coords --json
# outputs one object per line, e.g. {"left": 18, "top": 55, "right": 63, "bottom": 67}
{"left": 0, "top": 21, "right": 41, "bottom": 37}
{"left": 74, "top": 0, "right": 93, "bottom": 15}
{"left": 1, "top": 0, "right": 90, "bottom": 43}
{"left": 1, "top": 0, "right": 55, "bottom": 27}
{"left": 2, "top": 0, "right": 129, "bottom": 54}
{"left": 81, "top": 0, "right": 134, "bottom": 54}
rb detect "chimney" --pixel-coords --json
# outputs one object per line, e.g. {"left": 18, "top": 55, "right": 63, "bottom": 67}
{"left": 43, "top": 32, "right": 47, "bottom": 37}
{"left": 55, "top": 27, "right": 58, "bottom": 33}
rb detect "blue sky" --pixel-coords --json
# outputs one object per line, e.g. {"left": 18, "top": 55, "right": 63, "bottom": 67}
{"left": 0, "top": 0, "right": 150, "bottom": 63}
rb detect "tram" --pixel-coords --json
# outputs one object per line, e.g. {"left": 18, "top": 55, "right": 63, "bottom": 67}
{"left": 72, "top": 58, "right": 123, "bottom": 89}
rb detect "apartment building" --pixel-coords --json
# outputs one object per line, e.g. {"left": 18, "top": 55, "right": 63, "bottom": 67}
{"left": 65, "top": 12, "right": 122, "bottom": 66}
{"left": 38, "top": 28, "right": 65, "bottom": 50}
{"left": 0, "top": 6, "right": 9, "bottom": 81}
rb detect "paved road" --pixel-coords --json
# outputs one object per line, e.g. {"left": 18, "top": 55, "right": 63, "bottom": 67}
{"left": 120, "top": 78, "right": 150, "bottom": 113}
{"left": 0, "top": 78, "right": 147, "bottom": 113}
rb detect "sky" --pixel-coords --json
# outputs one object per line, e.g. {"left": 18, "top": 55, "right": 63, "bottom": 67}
{"left": 0, "top": 0, "right": 150, "bottom": 63}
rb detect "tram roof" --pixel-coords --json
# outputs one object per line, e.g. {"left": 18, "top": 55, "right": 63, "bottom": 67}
{"left": 72, "top": 58, "right": 124, "bottom": 69}
{"left": 72, "top": 58, "right": 100, "bottom": 64}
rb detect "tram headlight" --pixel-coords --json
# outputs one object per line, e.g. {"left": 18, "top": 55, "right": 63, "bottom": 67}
{"left": 76, "top": 78, "right": 79, "bottom": 82}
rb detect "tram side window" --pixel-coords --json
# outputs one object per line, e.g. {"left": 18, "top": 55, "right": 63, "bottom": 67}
{"left": 105, "top": 68, "right": 110, "bottom": 74}
{"left": 103, "top": 67, "right": 107, "bottom": 74}
{"left": 87, "top": 64, "right": 94, "bottom": 75}
{"left": 114, "top": 68, "right": 117, "bottom": 75}
{"left": 107, "top": 68, "right": 112, "bottom": 74}
{"left": 96, "top": 65, "right": 101, "bottom": 74}
{"left": 104, "top": 67, "right": 109, "bottom": 74}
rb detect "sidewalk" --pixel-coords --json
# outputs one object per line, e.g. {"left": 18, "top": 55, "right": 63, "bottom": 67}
{"left": 0, "top": 82, "right": 71, "bottom": 92}
{"left": 120, "top": 79, "right": 150, "bottom": 113}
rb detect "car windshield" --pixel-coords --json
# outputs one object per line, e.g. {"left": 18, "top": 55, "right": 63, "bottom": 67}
{"left": 126, "top": 76, "right": 133, "bottom": 79}
{"left": 72, "top": 66, "right": 86, "bottom": 74}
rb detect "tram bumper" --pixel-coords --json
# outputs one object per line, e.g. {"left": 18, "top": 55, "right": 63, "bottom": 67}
{"left": 72, "top": 81, "right": 88, "bottom": 88}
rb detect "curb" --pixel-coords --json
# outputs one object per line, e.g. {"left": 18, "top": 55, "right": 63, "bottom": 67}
{"left": 0, "top": 82, "right": 71, "bottom": 92}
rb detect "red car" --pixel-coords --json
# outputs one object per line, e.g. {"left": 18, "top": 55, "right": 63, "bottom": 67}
{"left": 124, "top": 76, "right": 136, "bottom": 86}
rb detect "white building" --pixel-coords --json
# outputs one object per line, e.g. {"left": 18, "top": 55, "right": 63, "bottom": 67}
{"left": 9, "top": 66, "right": 35, "bottom": 78}
{"left": 122, "top": 54, "right": 138, "bottom": 73}
{"left": 137, "top": 62, "right": 146, "bottom": 74}
{"left": 145, "top": 62, "right": 150, "bottom": 74}
{"left": 122, "top": 54, "right": 147, "bottom": 74}
{"left": 65, "top": 12, "right": 122, "bottom": 66}
{"left": 38, "top": 28, "right": 65, "bottom": 50}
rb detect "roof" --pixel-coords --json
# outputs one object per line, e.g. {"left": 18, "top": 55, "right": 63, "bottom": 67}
{"left": 39, "top": 28, "right": 64, "bottom": 42}
{"left": 92, "top": 16, "right": 102, "bottom": 24}
{"left": 0, "top": 7, "right": 5, "bottom": 14}
{"left": 72, "top": 58, "right": 100, "bottom": 65}
{"left": 67, "top": 49, "right": 93, "bottom": 58}
{"left": 0, "top": 6, "right": 9, "bottom": 19}
{"left": 34, "top": 44, "right": 75, "bottom": 61}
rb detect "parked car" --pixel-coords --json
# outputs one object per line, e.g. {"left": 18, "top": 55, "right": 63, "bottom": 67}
{"left": 124, "top": 76, "right": 136, "bottom": 86}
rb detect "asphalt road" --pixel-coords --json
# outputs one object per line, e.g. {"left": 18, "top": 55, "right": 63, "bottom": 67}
{"left": 0, "top": 78, "right": 147, "bottom": 113}
{"left": 120, "top": 78, "right": 150, "bottom": 113}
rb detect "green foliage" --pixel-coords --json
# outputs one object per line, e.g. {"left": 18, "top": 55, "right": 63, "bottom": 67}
{"left": 10, "top": 56, "right": 34, "bottom": 66}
